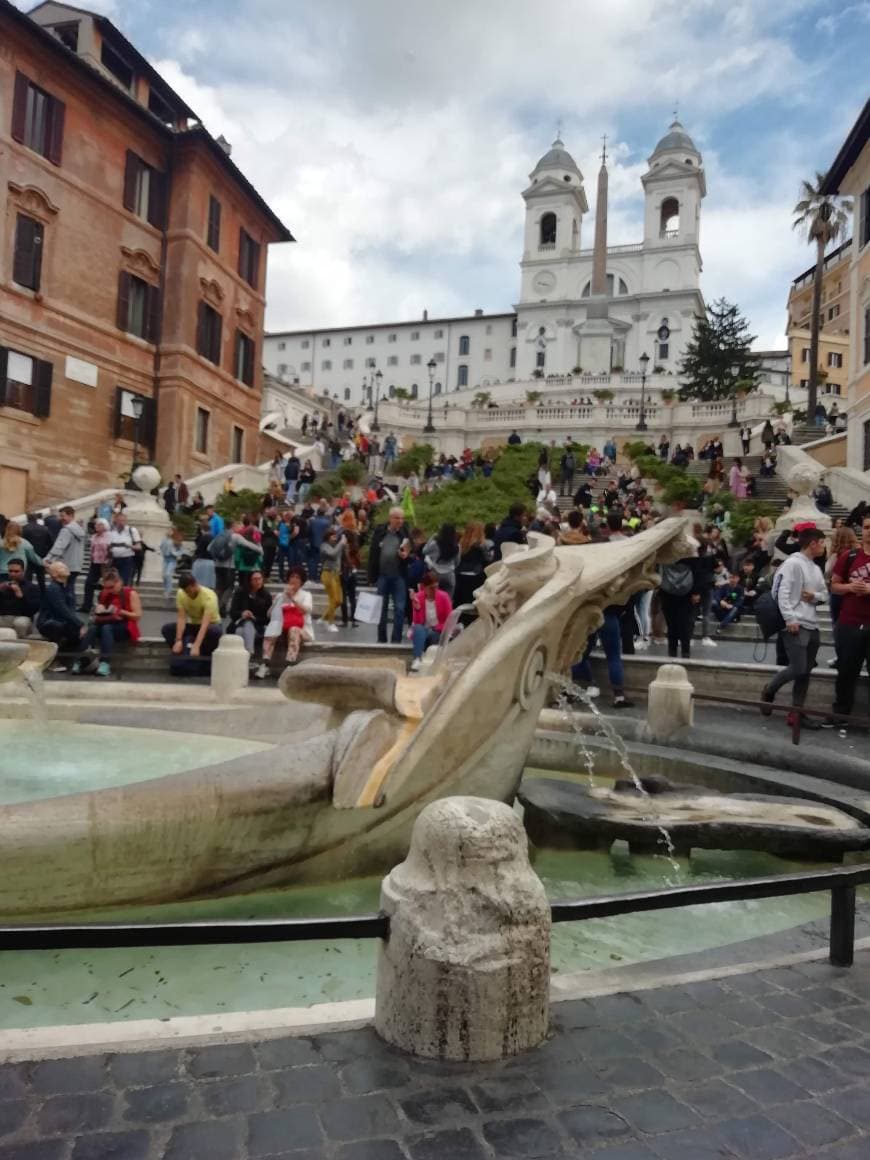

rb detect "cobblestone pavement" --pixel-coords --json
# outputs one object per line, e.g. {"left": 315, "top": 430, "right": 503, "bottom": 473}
{"left": 2, "top": 955, "right": 870, "bottom": 1158}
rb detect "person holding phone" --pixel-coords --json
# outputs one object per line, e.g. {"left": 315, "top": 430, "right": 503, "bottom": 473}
{"left": 368, "top": 506, "right": 411, "bottom": 644}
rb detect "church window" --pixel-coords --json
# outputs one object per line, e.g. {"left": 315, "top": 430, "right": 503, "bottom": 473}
{"left": 511, "top": 317, "right": 518, "bottom": 337}
{"left": 539, "top": 212, "right": 557, "bottom": 247}
{"left": 660, "top": 198, "right": 680, "bottom": 237}
{"left": 365, "top": 357, "right": 376, "bottom": 368}
{"left": 344, "top": 388, "right": 351, "bottom": 400}
{"left": 536, "top": 350, "right": 545, "bottom": 369}
{"left": 321, "top": 360, "right": 331, "bottom": 370}
{"left": 387, "top": 356, "right": 398, "bottom": 366}
{"left": 343, "top": 336, "right": 352, "bottom": 345}
{"left": 510, "top": 347, "right": 516, "bottom": 368}
{"left": 458, "top": 335, "right": 470, "bottom": 355}
{"left": 563, "top": 174, "right": 571, "bottom": 182}
{"left": 277, "top": 341, "right": 286, "bottom": 351}
{"left": 658, "top": 342, "right": 669, "bottom": 361}
{"left": 366, "top": 335, "right": 375, "bottom": 344}
{"left": 301, "top": 361, "right": 310, "bottom": 372}
{"left": 388, "top": 333, "right": 397, "bottom": 342}
{"left": 301, "top": 339, "right": 310, "bottom": 349}
{"left": 411, "top": 331, "right": 420, "bottom": 340}
{"left": 581, "top": 275, "right": 629, "bottom": 297}
{"left": 343, "top": 358, "right": 353, "bottom": 369}
{"left": 389, "top": 385, "right": 395, "bottom": 397}
{"left": 434, "top": 381, "right": 442, "bottom": 395}
{"left": 322, "top": 337, "right": 331, "bottom": 347}
{"left": 457, "top": 364, "right": 468, "bottom": 387}
{"left": 484, "top": 348, "right": 492, "bottom": 361}
{"left": 572, "top": 218, "right": 578, "bottom": 249}
{"left": 434, "top": 328, "right": 444, "bottom": 338}
{"left": 410, "top": 354, "right": 421, "bottom": 365}
{"left": 485, "top": 323, "right": 492, "bottom": 334}
{"left": 434, "top": 352, "right": 445, "bottom": 362}
{"left": 411, "top": 383, "right": 418, "bottom": 398}
{"left": 802, "top": 348, "right": 809, "bottom": 363}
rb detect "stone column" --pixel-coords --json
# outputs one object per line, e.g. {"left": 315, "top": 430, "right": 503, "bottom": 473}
{"left": 646, "top": 662, "right": 694, "bottom": 741}
{"left": 375, "top": 796, "right": 551, "bottom": 1061}
{"left": 211, "top": 633, "right": 249, "bottom": 700}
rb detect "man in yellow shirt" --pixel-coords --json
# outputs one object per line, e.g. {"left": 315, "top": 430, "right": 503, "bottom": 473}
{"left": 161, "top": 572, "right": 222, "bottom": 673}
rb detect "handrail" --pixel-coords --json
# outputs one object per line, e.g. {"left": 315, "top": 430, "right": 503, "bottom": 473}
{"left": 1, "top": 864, "right": 867, "bottom": 965}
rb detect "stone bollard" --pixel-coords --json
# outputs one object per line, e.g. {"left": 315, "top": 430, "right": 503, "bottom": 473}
{"left": 375, "top": 796, "right": 551, "bottom": 1061}
{"left": 210, "top": 633, "right": 249, "bottom": 700}
{"left": 646, "top": 662, "right": 694, "bottom": 741}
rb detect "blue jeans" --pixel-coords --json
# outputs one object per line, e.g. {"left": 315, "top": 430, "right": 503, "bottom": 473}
{"left": 714, "top": 602, "right": 741, "bottom": 628}
{"left": 377, "top": 575, "right": 406, "bottom": 643}
{"left": 162, "top": 558, "right": 177, "bottom": 597}
{"left": 85, "top": 620, "right": 130, "bottom": 659}
{"left": 571, "top": 609, "right": 624, "bottom": 694}
{"left": 412, "top": 624, "right": 439, "bottom": 659}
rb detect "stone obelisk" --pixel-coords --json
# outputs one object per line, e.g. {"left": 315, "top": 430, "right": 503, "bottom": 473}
{"left": 579, "top": 140, "right": 615, "bottom": 374}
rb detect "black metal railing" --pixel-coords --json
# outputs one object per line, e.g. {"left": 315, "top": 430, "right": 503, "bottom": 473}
{"left": 1, "top": 865, "right": 868, "bottom": 967}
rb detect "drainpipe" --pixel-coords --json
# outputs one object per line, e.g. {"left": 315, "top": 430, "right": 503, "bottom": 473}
{"left": 152, "top": 137, "right": 175, "bottom": 467}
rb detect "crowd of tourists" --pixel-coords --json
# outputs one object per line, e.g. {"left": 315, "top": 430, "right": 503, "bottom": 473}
{"left": 2, "top": 426, "right": 868, "bottom": 727}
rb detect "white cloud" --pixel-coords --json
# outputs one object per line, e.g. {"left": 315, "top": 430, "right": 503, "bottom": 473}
{"left": 21, "top": 0, "right": 846, "bottom": 353}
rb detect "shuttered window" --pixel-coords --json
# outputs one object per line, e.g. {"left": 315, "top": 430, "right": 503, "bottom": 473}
{"left": 238, "top": 228, "right": 260, "bottom": 287}
{"left": 195, "top": 407, "right": 210, "bottom": 454}
{"left": 207, "top": 195, "right": 221, "bottom": 252}
{"left": 861, "top": 188, "right": 870, "bottom": 250}
{"left": 11, "top": 72, "right": 65, "bottom": 165}
{"left": 196, "top": 303, "right": 222, "bottom": 364}
{"left": 117, "top": 271, "right": 159, "bottom": 342}
{"left": 113, "top": 387, "right": 155, "bottom": 447}
{"left": 12, "top": 215, "right": 44, "bottom": 291}
{"left": 231, "top": 425, "right": 244, "bottom": 462}
{"left": 234, "top": 331, "right": 255, "bottom": 386}
{"left": 0, "top": 347, "right": 52, "bottom": 418}
{"left": 122, "top": 150, "right": 166, "bottom": 228}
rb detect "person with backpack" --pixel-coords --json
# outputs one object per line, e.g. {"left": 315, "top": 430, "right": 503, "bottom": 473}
{"left": 760, "top": 526, "right": 827, "bottom": 729}
{"left": 258, "top": 508, "right": 280, "bottom": 580}
{"left": 233, "top": 525, "right": 265, "bottom": 593}
{"left": 658, "top": 554, "right": 700, "bottom": 659}
{"left": 208, "top": 525, "right": 236, "bottom": 612}
{"left": 283, "top": 449, "right": 301, "bottom": 501}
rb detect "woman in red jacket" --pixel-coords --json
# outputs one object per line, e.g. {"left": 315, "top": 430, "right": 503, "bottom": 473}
{"left": 410, "top": 570, "right": 453, "bottom": 672}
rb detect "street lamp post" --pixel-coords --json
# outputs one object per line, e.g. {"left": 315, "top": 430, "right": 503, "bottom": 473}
{"left": 424, "top": 357, "right": 436, "bottom": 433}
{"left": 130, "top": 394, "right": 145, "bottom": 474}
{"left": 728, "top": 386, "right": 739, "bottom": 428}
{"left": 636, "top": 351, "right": 650, "bottom": 431}
{"left": 372, "top": 370, "right": 382, "bottom": 432}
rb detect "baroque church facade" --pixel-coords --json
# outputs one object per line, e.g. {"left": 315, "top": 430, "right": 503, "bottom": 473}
{"left": 264, "top": 119, "right": 707, "bottom": 406}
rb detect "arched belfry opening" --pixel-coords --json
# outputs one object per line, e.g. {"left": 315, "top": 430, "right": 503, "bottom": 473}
{"left": 539, "top": 212, "right": 557, "bottom": 247}
{"left": 660, "top": 197, "right": 680, "bottom": 237}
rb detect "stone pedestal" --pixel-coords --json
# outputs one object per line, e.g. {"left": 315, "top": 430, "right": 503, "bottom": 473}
{"left": 122, "top": 467, "right": 171, "bottom": 583}
{"left": 375, "top": 796, "right": 551, "bottom": 1061}
{"left": 774, "top": 461, "right": 831, "bottom": 535}
{"left": 646, "top": 663, "right": 694, "bottom": 741}
{"left": 211, "top": 633, "right": 249, "bottom": 701}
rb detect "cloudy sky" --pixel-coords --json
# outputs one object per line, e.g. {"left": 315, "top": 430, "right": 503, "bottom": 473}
{"left": 23, "top": 0, "right": 869, "bottom": 349}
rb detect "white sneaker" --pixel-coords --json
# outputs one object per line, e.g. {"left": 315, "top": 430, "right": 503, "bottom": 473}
{"left": 326, "top": 623, "right": 339, "bottom": 633}
{"left": 584, "top": 685, "right": 601, "bottom": 699}
{"left": 701, "top": 637, "right": 717, "bottom": 647}
{"left": 634, "top": 638, "right": 648, "bottom": 651}
{"left": 410, "top": 658, "right": 422, "bottom": 672}
{"left": 254, "top": 662, "right": 268, "bottom": 680}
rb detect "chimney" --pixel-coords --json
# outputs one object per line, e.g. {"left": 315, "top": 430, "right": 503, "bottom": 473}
{"left": 216, "top": 134, "right": 232, "bottom": 156}
{"left": 474, "top": 308, "right": 483, "bottom": 316}
{"left": 423, "top": 309, "right": 428, "bottom": 321}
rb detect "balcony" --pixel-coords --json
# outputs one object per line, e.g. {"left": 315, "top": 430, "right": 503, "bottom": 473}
{"left": 659, "top": 229, "right": 679, "bottom": 240}
{"left": 537, "top": 243, "right": 556, "bottom": 252}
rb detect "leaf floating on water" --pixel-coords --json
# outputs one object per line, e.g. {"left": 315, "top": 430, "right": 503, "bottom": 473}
{"left": 12, "top": 995, "right": 32, "bottom": 1005}
{"left": 609, "top": 953, "right": 623, "bottom": 961}
{"left": 82, "top": 992, "right": 99, "bottom": 1005}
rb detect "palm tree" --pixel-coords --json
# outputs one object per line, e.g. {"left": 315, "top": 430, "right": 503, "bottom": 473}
{"left": 792, "top": 174, "right": 852, "bottom": 426}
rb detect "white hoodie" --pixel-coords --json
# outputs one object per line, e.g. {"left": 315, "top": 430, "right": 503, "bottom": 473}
{"left": 773, "top": 552, "right": 826, "bottom": 630}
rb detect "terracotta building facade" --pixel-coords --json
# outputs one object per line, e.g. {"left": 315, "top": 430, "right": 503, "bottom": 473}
{"left": 0, "top": 0, "right": 292, "bottom": 513}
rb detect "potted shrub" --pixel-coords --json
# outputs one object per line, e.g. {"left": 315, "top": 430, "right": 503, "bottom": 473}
{"left": 653, "top": 364, "right": 665, "bottom": 374}
{"left": 532, "top": 368, "right": 545, "bottom": 379}
{"left": 525, "top": 390, "right": 543, "bottom": 406}
{"left": 611, "top": 364, "right": 624, "bottom": 373}
{"left": 660, "top": 387, "right": 676, "bottom": 404}
{"left": 593, "top": 388, "right": 614, "bottom": 403}
{"left": 571, "top": 366, "right": 583, "bottom": 375}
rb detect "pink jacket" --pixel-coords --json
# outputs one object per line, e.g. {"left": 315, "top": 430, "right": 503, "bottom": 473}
{"left": 411, "top": 588, "right": 453, "bottom": 631}
{"left": 89, "top": 530, "right": 113, "bottom": 565}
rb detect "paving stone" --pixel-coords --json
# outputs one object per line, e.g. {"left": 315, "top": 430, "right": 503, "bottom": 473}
{"left": 679, "top": 980, "right": 732, "bottom": 1005}
{"left": 728, "top": 1067, "right": 809, "bottom": 1106}
{"left": 201, "top": 1074, "right": 271, "bottom": 1116}
{"left": 672, "top": 1078, "right": 760, "bottom": 1120}
{"left": 698, "top": 1113, "right": 800, "bottom": 1159}
{"left": 71, "top": 1129, "right": 153, "bottom": 1159}
{"left": 164, "top": 1119, "right": 246, "bottom": 1160}
{"left": 406, "top": 1126, "right": 488, "bottom": 1160}
{"left": 588, "top": 1144, "right": 660, "bottom": 1160}
{"left": 29, "top": 1057, "right": 107, "bottom": 1096}
{"left": 741, "top": 1024, "right": 817, "bottom": 1059}
{"left": 758, "top": 990, "right": 820, "bottom": 1019}
{"left": 123, "top": 1082, "right": 190, "bottom": 1124}
{"left": 835, "top": 1006, "right": 870, "bottom": 1034}
{"left": 667, "top": 1009, "right": 741, "bottom": 1043}
{"left": 722, "top": 973, "right": 781, "bottom": 998}
{"left": 398, "top": 1086, "right": 478, "bottom": 1127}
{"left": 822, "top": 1085, "right": 870, "bottom": 1128}
{"left": 817, "top": 1139, "right": 870, "bottom": 1160}
{"left": 710, "top": 1039, "right": 773, "bottom": 1070}
{"left": 591, "top": 1058, "right": 664, "bottom": 1091}
{"left": 256, "top": 1037, "right": 321, "bottom": 1070}
{"left": 338, "top": 1058, "right": 411, "bottom": 1095}
{"left": 553, "top": 999, "right": 595, "bottom": 1029}
{"left": 611, "top": 1090, "right": 699, "bottom": 1135}
{"left": 0, "top": 1068, "right": 27, "bottom": 1103}
{"left": 768, "top": 1100, "right": 854, "bottom": 1148}
{"left": 648, "top": 1125, "right": 755, "bottom": 1160}
{"left": 470, "top": 1074, "right": 547, "bottom": 1113}
{"left": 626, "top": 1023, "right": 680, "bottom": 1054}
{"left": 272, "top": 1065, "right": 341, "bottom": 1106}
{"left": 803, "top": 985, "right": 863, "bottom": 1010}
{"left": 108, "top": 1049, "right": 181, "bottom": 1088}
{"left": 0, "top": 1104, "right": 27, "bottom": 1139}
{"left": 559, "top": 1104, "right": 632, "bottom": 1144}
{"left": 571, "top": 1028, "right": 638, "bottom": 1059}
{"left": 36, "top": 1093, "right": 114, "bottom": 1136}
{"left": 647, "top": 1048, "right": 722, "bottom": 1083}
{"left": 773, "top": 1055, "right": 843, "bottom": 1095}
{"left": 336, "top": 1140, "right": 408, "bottom": 1160}
{"left": 319, "top": 1094, "right": 401, "bottom": 1141}
{"left": 636, "top": 986, "right": 697, "bottom": 1015}
{"left": 0, "top": 1143, "right": 69, "bottom": 1159}
{"left": 520, "top": 1059, "right": 606, "bottom": 1104}
{"left": 821, "top": 1043, "right": 870, "bottom": 1079}
{"left": 791, "top": 1016, "right": 853, "bottom": 1046}
{"left": 582, "top": 994, "right": 647, "bottom": 1024}
{"left": 186, "top": 1043, "right": 257, "bottom": 1079}
{"left": 762, "top": 966, "right": 815, "bottom": 991}
{"left": 312, "top": 1028, "right": 385, "bottom": 1064}
{"left": 247, "top": 1107, "right": 322, "bottom": 1156}
{"left": 482, "top": 1116, "right": 564, "bottom": 1157}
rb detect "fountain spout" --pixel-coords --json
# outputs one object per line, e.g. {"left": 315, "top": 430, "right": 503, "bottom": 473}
{"left": 0, "top": 628, "right": 58, "bottom": 720}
